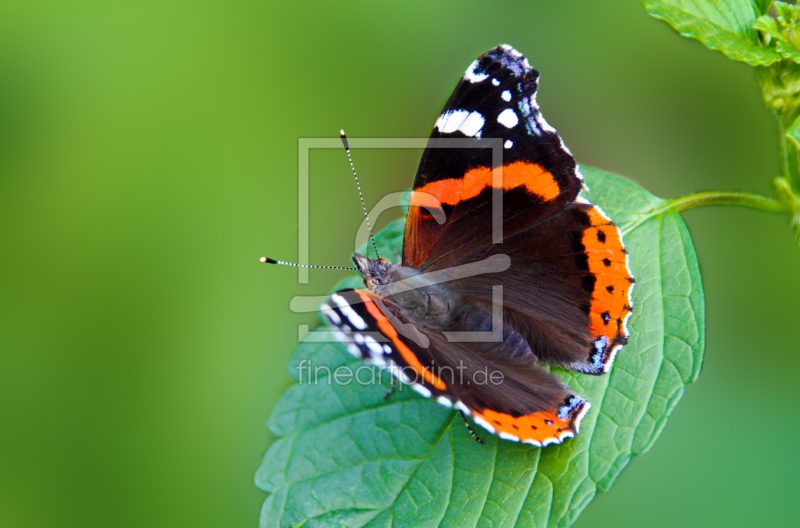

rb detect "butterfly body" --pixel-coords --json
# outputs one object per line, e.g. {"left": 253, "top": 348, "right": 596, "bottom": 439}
{"left": 321, "top": 45, "right": 634, "bottom": 447}
{"left": 354, "top": 252, "right": 462, "bottom": 330}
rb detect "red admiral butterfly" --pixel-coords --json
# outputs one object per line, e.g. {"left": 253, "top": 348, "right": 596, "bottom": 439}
{"left": 270, "top": 45, "right": 634, "bottom": 446}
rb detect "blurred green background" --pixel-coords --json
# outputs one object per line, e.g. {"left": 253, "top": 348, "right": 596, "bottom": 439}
{"left": 1, "top": 1, "right": 798, "bottom": 527}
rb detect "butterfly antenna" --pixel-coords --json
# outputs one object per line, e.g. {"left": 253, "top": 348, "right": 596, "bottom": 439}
{"left": 340, "top": 130, "right": 380, "bottom": 259}
{"left": 259, "top": 257, "right": 357, "bottom": 271}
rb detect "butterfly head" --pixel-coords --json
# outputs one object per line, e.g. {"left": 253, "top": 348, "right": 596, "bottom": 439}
{"left": 352, "top": 253, "right": 395, "bottom": 291}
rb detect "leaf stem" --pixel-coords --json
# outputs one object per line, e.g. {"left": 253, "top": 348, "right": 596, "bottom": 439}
{"left": 621, "top": 191, "right": 789, "bottom": 235}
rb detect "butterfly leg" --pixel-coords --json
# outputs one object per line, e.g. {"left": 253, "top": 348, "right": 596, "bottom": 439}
{"left": 382, "top": 374, "right": 397, "bottom": 400}
{"left": 459, "top": 411, "right": 484, "bottom": 444}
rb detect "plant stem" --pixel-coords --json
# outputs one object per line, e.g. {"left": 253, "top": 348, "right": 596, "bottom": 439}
{"left": 778, "top": 117, "right": 792, "bottom": 182}
{"left": 621, "top": 191, "right": 789, "bottom": 236}
{"left": 777, "top": 115, "right": 800, "bottom": 193}
{"left": 665, "top": 191, "right": 788, "bottom": 213}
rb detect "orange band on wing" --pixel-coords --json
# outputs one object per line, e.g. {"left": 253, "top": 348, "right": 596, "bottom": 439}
{"left": 410, "top": 161, "right": 560, "bottom": 210}
{"left": 580, "top": 207, "right": 633, "bottom": 341}
{"left": 357, "top": 291, "right": 447, "bottom": 391}
{"left": 473, "top": 408, "right": 576, "bottom": 445}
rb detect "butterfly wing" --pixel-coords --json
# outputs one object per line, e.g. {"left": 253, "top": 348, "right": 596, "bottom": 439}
{"left": 320, "top": 45, "right": 633, "bottom": 445}
{"left": 321, "top": 289, "right": 589, "bottom": 446}
{"left": 402, "top": 44, "right": 584, "bottom": 270}
{"left": 402, "top": 44, "right": 634, "bottom": 375}
{"left": 449, "top": 203, "right": 634, "bottom": 374}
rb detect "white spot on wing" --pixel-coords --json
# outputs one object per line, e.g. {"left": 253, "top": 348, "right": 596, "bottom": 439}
{"left": 412, "top": 384, "right": 432, "bottom": 398}
{"left": 604, "top": 344, "right": 622, "bottom": 373}
{"left": 387, "top": 364, "right": 411, "bottom": 384}
{"left": 473, "top": 415, "right": 496, "bottom": 434}
{"left": 621, "top": 307, "right": 632, "bottom": 336}
{"left": 501, "top": 90, "right": 511, "bottom": 102}
{"left": 455, "top": 401, "right": 471, "bottom": 415}
{"left": 320, "top": 303, "right": 340, "bottom": 324}
{"left": 491, "top": 78, "right": 500, "bottom": 86}
{"left": 536, "top": 114, "right": 556, "bottom": 134}
{"left": 436, "top": 109, "right": 485, "bottom": 137}
{"left": 369, "top": 353, "right": 387, "bottom": 367}
{"left": 504, "top": 139, "right": 513, "bottom": 149}
{"left": 499, "top": 44, "right": 531, "bottom": 69}
{"left": 499, "top": 431, "right": 520, "bottom": 442}
{"left": 501, "top": 44, "right": 521, "bottom": 58}
{"left": 464, "top": 60, "right": 488, "bottom": 83}
{"left": 557, "top": 134, "right": 573, "bottom": 156}
{"left": 458, "top": 111, "right": 485, "bottom": 137}
{"left": 596, "top": 207, "right": 612, "bottom": 223}
{"left": 436, "top": 396, "right": 453, "bottom": 408}
{"left": 364, "top": 335, "right": 384, "bottom": 356}
{"left": 330, "top": 294, "right": 367, "bottom": 330}
{"left": 573, "top": 401, "right": 591, "bottom": 433}
{"left": 497, "top": 108, "right": 519, "bottom": 128}
{"left": 436, "top": 109, "right": 469, "bottom": 133}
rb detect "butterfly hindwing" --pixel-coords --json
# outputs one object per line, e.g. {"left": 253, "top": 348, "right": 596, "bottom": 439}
{"left": 322, "top": 289, "right": 450, "bottom": 400}
{"left": 444, "top": 202, "right": 634, "bottom": 374}
{"left": 322, "top": 289, "right": 590, "bottom": 446}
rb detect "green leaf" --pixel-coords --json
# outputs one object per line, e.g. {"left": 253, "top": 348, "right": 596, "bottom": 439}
{"left": 753, "top": 0, "right": 774, "bottom": 17}
{"left": 255, "top": 167, "right": 706, "bottom": 528}
{"left": 753, "top": 14, "right": 779, "bottom": 38}
{"left": 755, "top": 60, "right": 800, "bottom": 115}
{"left": 642, "top": 0, "right": 780, "bottom": 65}
{"left": 751, "top": 3, "right": 800, "bottom": 63}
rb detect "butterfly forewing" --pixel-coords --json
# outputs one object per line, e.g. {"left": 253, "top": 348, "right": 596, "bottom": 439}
{"left": 403, "top": 45, "right": 584, "bottom": 270}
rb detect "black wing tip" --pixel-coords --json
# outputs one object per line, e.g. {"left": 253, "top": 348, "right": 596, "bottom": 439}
{"left": 495, "top": 43, "right": 523, "bottom": 56}
{"left": 482, "top": 44, "right": 534, "bottom": 72}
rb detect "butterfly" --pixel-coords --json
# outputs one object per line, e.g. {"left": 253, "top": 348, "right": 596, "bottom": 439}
{"left": 310, "top": 45, "right": 633, "bottom": 446}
